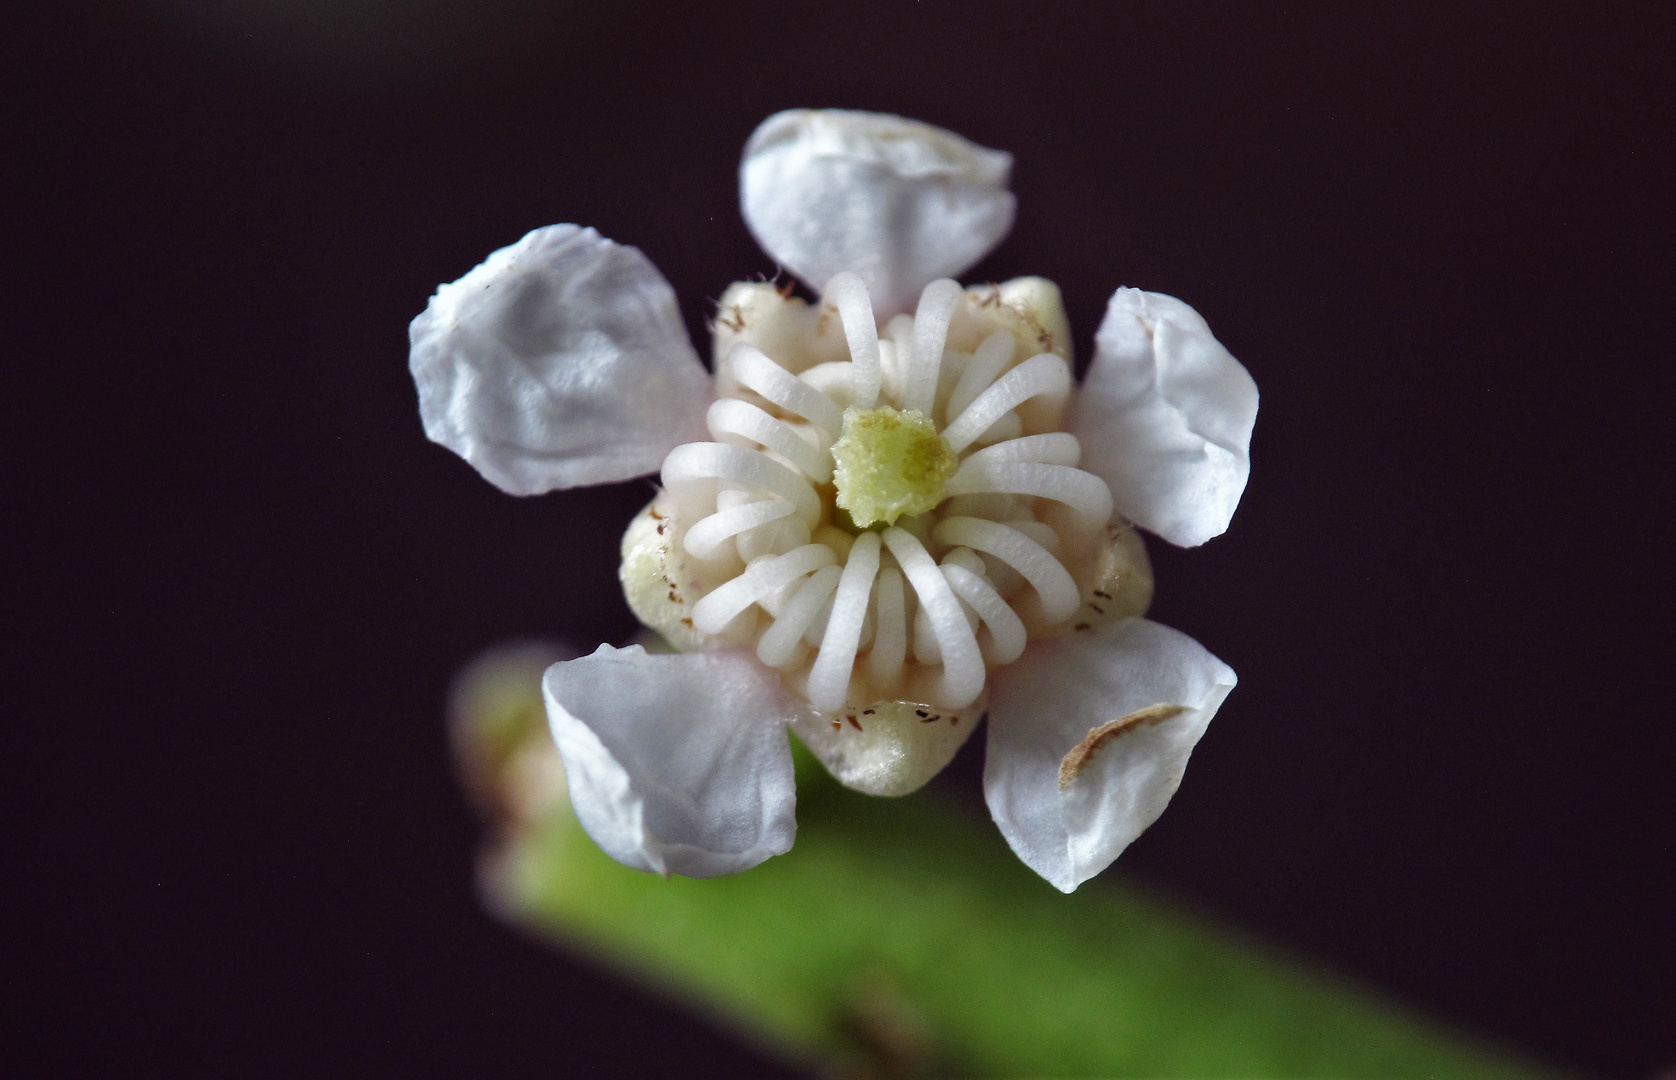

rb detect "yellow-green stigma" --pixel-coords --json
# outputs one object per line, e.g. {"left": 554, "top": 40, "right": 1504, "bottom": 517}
{"left": 830, "top": 406, "right": 958, "bottom": 528}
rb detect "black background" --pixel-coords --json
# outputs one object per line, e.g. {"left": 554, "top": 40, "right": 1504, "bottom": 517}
{"left": 12, "top": 2, "right": 1674, "bottom": 1077}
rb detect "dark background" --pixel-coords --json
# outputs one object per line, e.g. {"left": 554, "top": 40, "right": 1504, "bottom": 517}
{"left": 12, "top": 2, "right": 1674, "bottom": 1076}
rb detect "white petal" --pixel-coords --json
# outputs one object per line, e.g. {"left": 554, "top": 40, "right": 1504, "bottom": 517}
{"left": 542, "top": 644, "right": 797, "bottom": 877}
{"left": 1070, "top": 289, "right": 1258, "bottom": 547}
{"left": 410, "top": 225, "right": 712, "bottom": 495}
{"left": 740, "top": 110, "right": 1016, "bottom": 315}
{"left": 984, "top": 619, "right": 1236, "bottom": 892}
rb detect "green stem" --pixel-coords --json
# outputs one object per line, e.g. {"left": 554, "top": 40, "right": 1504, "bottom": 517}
{"left": 485, "top": 743, "right": 1560, "bottom": 1079}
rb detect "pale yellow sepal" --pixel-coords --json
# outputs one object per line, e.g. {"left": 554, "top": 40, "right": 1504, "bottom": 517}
{"left": 619, "top": 493, "right": 735, "bottom": 653}
{"left": 791, "top": 695, "right": 986, "bottom": 797}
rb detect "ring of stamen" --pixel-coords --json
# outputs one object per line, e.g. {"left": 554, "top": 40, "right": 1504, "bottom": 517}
{"left": 653, "top": 274, "right": 1118, "bottom": 718}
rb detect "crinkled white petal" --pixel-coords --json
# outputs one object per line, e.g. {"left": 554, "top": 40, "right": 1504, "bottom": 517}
{"left": 542, "top": 644, "right": 797, "bottom": 877}
{"left": 740, "top": 110, "right": 1016, "bottom": 315}
{"left": 410, "top": 224, "right": 712, "bottom": 495}
{"left": 1070, "top": 289, "right": 1258, "bottom": 547}
{"left": 984, "top": 618, "right": 1236, "bottom": 892}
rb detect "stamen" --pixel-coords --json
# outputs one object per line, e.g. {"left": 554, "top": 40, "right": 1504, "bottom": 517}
{"left": 650, "top": 269, "right": 1120, "bottom": 720}
{"left": 941, "top": 545, "right": 988, "bottom": 576}
{"left": 940, "top": 562, "right": 1027, "bottom": 664}
{"left": 912, "top": 599, "right": 945, "bottom": 665}
{"left": 735, "top": 512, "right": 810, "bottom": 563}
{"left": 866, "top": 566, "right": 908, "bottom": 686}
{"left": 881, "top": 527, "right": 985, "bottom": 709}
{"left": 971, "top": 412, "right": 1023, "bottom": 448}
{"left": 807, "top": 531, "right": 882, "bottom": 711}
{"left": 691, "top": 543, "right": 836, "bottom": 633}
{"left": 707, "top": 398, "right": 830, "bottom": 481}
{"left": 756, "top": 575, "right": 796, "bottom": 618}
{"left": 728, "top": 343, "right": 845, "bottom": 441}
{"left": 941, "top": 353, "right": 1073, "bottom": 454}
{"left": 662, "top": 442, "right": 821, "bottom": 526}
{"left": 682, "top": 496, "right": 794, "bottom": 560}
{"left": 931, "top": 547, "right": 986, "bottom": 656}
{"left": 802, "top": 592, "right": 835, "bottom": 646}
{"left": 797, "top": 362, "right": 857, "bottom": 408}
{"left": 883, "top": 316, "right": 914, "bottom": 403}
{"left": 904, "top": 279, "right": 963, "bottom": 416}
{"left": 932, "top": 516, "right": 1080, "bottom": 623}
{"left": 959, "top": 432, "right": 1081, "bottom": 468}
{"left": 944, "top": 461, "right": 1114, "bottom": 524}
{"left": 828, "top": 272, "right": 881, "bottom": 410}
{"left": 757, "top": 564, "right": 843, "bottom": 668}
{"left": 946, "top": 330, "right": 1014, "bottom": 423}
{"left": 1005, "top": 518, "right": 1063, "bottom": 555}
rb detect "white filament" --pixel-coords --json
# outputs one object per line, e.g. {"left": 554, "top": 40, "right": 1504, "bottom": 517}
{"left": 828, "top": 272, "right": 881, "bottom": 409}
{"left": 802, "top": 593, "right": 835, "bottom": 647}
{"left": 729, "top": 343, "right": 845, "bottom": 441}
{"left": 959, "top": 431, "right": 1081, "bottom": 468}
{"left": 707, "top": 398, "right": 830, "bottom": 482}
{"left": 941, "top": 563, "right": 1027, "bottom": 664}
{"left": 932, "top": 516, "right": 1080, "bottom": 623}
{"left": 797, "top": 362, "right": 857, "bottom": 407}
{"left": 971, "top": 411, "right": 1023, "bottom": 448}
{"left": 946, "top": 330, "right": 1014, "bottom": 422}
{"left": 691, "top": 543, "right": 837, "bottom": 633}
{"left": 1005, "top": 518, "right": 1063, "bottom": 555}
{"left": 913, "top": 598, "right": 948, "bottom": 665}
{"left": 735, "top": 511, "right": 810, "bottom": 563}
{"left": 883, "top": 316, "right": 914, "bottom": 402}
{"left": 661, "top": 441, "right": 821, "bottom": 527}
{"left": 807, "top": 531, "right": 882, "bottom": 710}
{"left": 940, "top": 545, "right": 987, "bottom": 577}
{"left": 941, "top": 353, "right": 1073, "bottom": 454}
{"left": 866, "top": 566, "right": 908, "bottom": 686}
{"left": 944, "top": 461, "right": 1114, "bottom": 524}
{"left": 757, "top": 564, "right": 843, "bottom": 668}
{"left": 683, "top": 496, "right": 796, "bottom": 560}
{"left": 882, "top": 527, "right": 985, "bottom": 709}
{"left": 904, "top": 278, "right": 962, "bottom": 415}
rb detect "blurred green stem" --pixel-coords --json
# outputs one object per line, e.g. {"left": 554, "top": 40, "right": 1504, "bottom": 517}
{"left": 459, "top": 645, "right": 1560, "bottom": 1079}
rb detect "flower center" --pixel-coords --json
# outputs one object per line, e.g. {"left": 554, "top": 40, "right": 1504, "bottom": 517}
{"left": 830, "top": 406, "right": 957, "bottom": 529}
{"left": 645, "top": 272, "right": 1116, "bottom": 717}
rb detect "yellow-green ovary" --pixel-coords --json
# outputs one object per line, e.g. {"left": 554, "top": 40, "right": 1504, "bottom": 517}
{"left": 830, "top": 406, "right": 958, "bottom": 528}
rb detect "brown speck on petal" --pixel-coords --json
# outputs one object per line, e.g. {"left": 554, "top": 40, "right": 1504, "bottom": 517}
{"left": 831, "top": 719, "right": 842, "bottom": 730}
{"left": 1058, "top": 703, "right": 1189, "bottom": 789}
{"left": 848, "top": 715, "right": 864, "bottom": 731}
{"left": 1074, "top": 623, "right": 1092, "bottom": 631}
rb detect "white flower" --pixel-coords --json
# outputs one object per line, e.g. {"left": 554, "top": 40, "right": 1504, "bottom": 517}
{"left": 409, "top": 110, "right": 1257, "bottom": 892}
